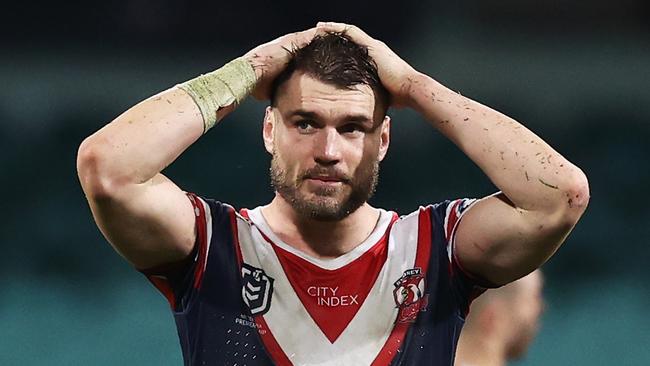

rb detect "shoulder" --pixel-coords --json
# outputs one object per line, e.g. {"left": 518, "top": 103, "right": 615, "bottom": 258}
{"left": 393, "top": 198, "right": 478, "bottom": 236}
{"left": 186, "top": 193, "right": 242, "bottom": 223}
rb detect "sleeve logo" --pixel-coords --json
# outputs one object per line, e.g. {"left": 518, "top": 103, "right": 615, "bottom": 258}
{"left": 241, "top": 263, "right": 274, "bottom": 316}
{"left": 393, "top": 268, "right": 428, "bottom": 323}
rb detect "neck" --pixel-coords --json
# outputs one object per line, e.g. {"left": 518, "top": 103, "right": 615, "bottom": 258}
{"left": 261, "top": 194, "right": 380, "bottom": 259}
{"left": 455, "top": 329, "right": 507, "bottom": 366}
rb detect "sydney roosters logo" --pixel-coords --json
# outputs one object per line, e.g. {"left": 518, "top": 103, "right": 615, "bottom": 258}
{"left": 393, "top": 268, "right": 428, "bottom": 323}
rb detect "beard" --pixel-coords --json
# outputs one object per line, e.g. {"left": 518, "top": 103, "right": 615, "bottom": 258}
{"left": 270, "top": 153, "right": 379, "bottom": 221}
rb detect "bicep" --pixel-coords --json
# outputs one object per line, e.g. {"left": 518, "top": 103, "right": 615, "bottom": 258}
{"left": 87, "top": 173, "right": 197, "bottom": 270}
{"left": 453, "top": 193, "right": 573, "bottom": 285}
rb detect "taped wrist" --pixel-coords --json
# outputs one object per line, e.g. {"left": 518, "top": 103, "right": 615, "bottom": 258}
{"left": 177, "top": 57, "right": 256, "bottom": 133}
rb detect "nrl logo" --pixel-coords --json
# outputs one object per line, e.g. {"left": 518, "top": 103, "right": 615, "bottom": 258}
{"left": 393, "top": 268, "right": 428, "bottom": 323}
{"left": 241, "top": 263, "right": 274, "bottom": 316}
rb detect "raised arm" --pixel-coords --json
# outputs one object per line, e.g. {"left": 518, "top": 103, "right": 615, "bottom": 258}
{"left": 317, "top": 22, "right": 589, "bottom": 285}
{"left": 408, "top": 76, "right": 589, "bottom": 285}
{"left": 77, "top": 28, "right": 319, "bottom": 270}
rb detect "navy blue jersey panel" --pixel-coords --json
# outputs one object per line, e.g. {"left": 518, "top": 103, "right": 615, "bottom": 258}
{"left": 173, "top": 198, "right": 273, "bottom": 366}
{"left": 388, "top": 204, "right": 464, "bottom": 366}
{"left": 430, "top": 200, "right": 488, "bottom": 316}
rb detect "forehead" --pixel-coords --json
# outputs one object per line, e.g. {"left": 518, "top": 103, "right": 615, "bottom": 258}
{"left": 274, "top": 72, "right": 378, "bottom": 120}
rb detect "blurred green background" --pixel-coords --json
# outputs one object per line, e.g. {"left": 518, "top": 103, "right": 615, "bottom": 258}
{"left": 1, "top": 1, "right": 649, "bottom": 365}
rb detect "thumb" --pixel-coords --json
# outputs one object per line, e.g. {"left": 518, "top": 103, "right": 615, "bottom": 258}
{"left": 316, "top": 21, "right": 348, "bottom": 33}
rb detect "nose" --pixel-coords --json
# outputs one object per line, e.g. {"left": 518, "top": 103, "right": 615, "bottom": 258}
{"left": 313, "top": 127, "right": 342, "bottom": 166}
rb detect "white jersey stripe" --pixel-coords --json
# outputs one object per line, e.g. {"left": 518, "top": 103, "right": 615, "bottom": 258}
{"left": 246, "top": 207, "right": 394, "bottom": 270}
{"left": 195, "top": 196, "right": 213, "bottom": 286}
{"left": 445, "top": 198, "right": 479, "bottom": 264}
{"left": 235, "top": 208, "right": 423, "bottom": 365}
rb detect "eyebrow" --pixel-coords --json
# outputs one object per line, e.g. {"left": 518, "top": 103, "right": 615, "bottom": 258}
{"left": 286, "top": 109, "right": 374, "bottom": 125}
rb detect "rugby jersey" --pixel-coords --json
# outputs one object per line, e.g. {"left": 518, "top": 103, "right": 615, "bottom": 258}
{"left": 143, "top": 194, "right": 485, "bottom": 365}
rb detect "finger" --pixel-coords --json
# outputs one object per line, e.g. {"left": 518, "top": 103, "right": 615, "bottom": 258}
{"left": 316, "top": 22, "right": 372, "bottom": 43}
{"left": 288, "top": 26, "right": 339, "bottom": 51}
{"left": 316, "top": 21, "right": 349, "bottom": 33}
{"left": 312, "top": 26, "right": 332, "bottom": 37}
{"left": 283, "top": 27, "right": 318, "bottom": 49}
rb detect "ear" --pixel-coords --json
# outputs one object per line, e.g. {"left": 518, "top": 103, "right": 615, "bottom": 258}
{"left": 263, "top": 106, "right": 275, "bottom": 155}
{"left": 377, "top": 115, "right": 391, "bottom": 162}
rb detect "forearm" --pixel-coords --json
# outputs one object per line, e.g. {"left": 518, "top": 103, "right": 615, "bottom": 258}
{"left": 78, "top": 56, "right": 253, "bottom": 192}
{"left": 79, "top": 87, "right": 218, "bottom": 189}
{"left": 408, "top": 73, "right": 588, "bottom": 214}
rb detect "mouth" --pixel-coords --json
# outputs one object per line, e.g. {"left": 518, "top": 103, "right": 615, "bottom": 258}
{"left": 306, "top": 176, "right": 343, "bottom": 183}
{"left": 302, "top": 172, "right": 350, "bottom": 192}
{"left": 304, "top": 177, "right": 344, "bottom": 189}
{"left": 302, "top": 167, "right": 350, "bottom": 183}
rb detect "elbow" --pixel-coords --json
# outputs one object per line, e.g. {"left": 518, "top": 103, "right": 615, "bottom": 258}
{"left": 556, "top": 168, "right": 590, "bottom": 227}
{"left": 566, "top": 168, "right": 590, "bottom": 212}
{"left": 77, "top": 137, "right": 122, "bottom": 200}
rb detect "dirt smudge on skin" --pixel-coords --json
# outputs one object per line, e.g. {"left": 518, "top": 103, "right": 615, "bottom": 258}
{"left": 538, "top": 178, "right": 558, "bottom": 189}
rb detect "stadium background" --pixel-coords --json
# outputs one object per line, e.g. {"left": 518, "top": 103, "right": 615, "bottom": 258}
{"left": 1, "top": 1, "right": 649, "bottom": 364}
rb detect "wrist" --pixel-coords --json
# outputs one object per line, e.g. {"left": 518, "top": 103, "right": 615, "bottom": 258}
{"left": 241, "top": 54, "right": 265, "bottom": 84}
{"left": 177, "top": 57, "right": 256, "bottom": 133}
{"left": 402, "top": 71, "right": 434, "bottom": 109}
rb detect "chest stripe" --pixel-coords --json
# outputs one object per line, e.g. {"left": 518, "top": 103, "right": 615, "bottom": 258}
{"left": 371, "top": 206, "right": 433, "bottom": 365}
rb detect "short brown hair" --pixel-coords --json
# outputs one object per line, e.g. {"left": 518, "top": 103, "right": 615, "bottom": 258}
{"left": 270, "top": 32, "right": 390, "bottom": 111}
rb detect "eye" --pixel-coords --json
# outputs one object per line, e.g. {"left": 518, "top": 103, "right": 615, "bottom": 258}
{"left": 339, "top": 123, "right": 366, "bottom": 135}
{"left": 295, "top": 119, "right": 316, "bottom": 133}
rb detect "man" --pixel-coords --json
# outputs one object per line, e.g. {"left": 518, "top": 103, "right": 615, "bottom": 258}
{"left": 455, "top": 270, "right": 545, "bottom": 366}
{"left": 77, "top": 22, "right": 589, "bottom": 365}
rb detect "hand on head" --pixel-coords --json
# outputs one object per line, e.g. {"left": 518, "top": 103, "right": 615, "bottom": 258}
{"left": 244, "top": 22, "right": 419, "bottom": 108}
{"left": 244, "top": 27, "right": 324, "bottom": 100}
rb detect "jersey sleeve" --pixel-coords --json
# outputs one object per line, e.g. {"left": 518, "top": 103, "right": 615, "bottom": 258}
{"left": 139, "top": 192, "right": 235, "bottom": 312}
{"left": 430, "top": 198, "right": 495, "bottom": 317}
